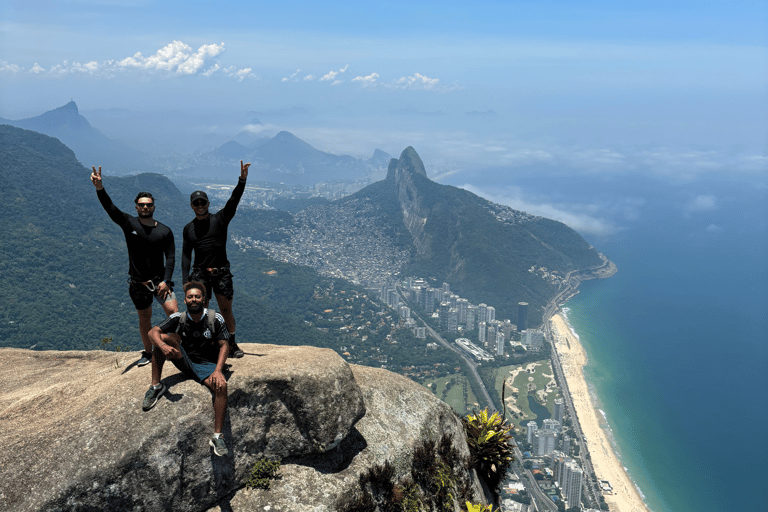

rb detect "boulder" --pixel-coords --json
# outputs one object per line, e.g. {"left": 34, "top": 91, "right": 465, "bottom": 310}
{"left": 0, "top": 345, "right": 365, "bottom": 512}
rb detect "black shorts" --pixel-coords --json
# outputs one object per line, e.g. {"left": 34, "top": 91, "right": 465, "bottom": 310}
{"left": 128, "top": 279, "right": 177, "bottom": 310}
{"left": 189, "top": 268, "right": 234, "bottom": 302}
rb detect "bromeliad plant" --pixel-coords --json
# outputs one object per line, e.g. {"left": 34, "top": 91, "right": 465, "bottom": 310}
{"left": 462, "top": 408, "right": 515, "bottom": 491}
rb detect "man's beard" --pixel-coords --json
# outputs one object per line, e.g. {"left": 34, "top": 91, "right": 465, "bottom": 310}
{"left": 187, "top": 303, "right": 203, "bottom": 314}
{"left": 138, "top": 211, "right": 153, "bottom": 218}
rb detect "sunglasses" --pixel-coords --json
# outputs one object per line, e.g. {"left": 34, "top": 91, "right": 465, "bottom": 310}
{"left": 136, "top": 203, "right": 155, "bottom": 208}
{"left": 192, "top": 200, "right": 208, "bottom": 207}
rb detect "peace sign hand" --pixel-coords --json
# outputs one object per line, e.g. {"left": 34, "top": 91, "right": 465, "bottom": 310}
{"left": 239, "top": 160, "right": 251, "bottom": 181}
{"left": 91, "top": 166, "right": 104, "bottom": 190}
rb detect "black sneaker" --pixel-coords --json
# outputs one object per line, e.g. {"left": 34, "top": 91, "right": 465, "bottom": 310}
{"left": 210, "top": 436, "right": 229, "bottom": 456}
{"left": 142, "top": 383, "right": 166, "bottom": 411}
{"left": 228, "top": 334, "right": 244, "bottom": 358}
{"left": 230, "top": 342, "right": 244, "bottom": 358}
{"left": 137, "top": 351, "right": 152, "bottom": 367}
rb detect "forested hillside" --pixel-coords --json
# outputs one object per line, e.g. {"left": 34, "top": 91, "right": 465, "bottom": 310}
{"left": 0, "top": 125, "right": 345, "bottom": 351}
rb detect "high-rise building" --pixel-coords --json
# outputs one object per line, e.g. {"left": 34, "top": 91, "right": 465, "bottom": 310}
{"left": 447, "top": 308, "right": 459, "bottom": 332}
{"left": 478, "top": 321, "right": 487, "bottom": 345}
{"left": 486, "top": 305, "right": 495, "bottom": 323}
{"left": 526, "top": 421, "right": 538, "bottom": 444}
{"left": 438, "top": 301, "right": 452, "bottom": 331}
{"left": 553, "top": 397, "right": 565, "bottom": 424}
{"left": 561, "top": 460, "right": 583, "bottom": 509}
{"left": 414, "top": 326, "right": 427, "bottom": 339}
{"left": 495, "top": 331, "right": 505, "bottom": 356}
{"left": 442, "top": 282, "right": 450, "bottom": 293}
{"left": 457, "top": 298, "right": 469, "bottom": 323}
{"left": 399, "top": 306, "right": 411, "bottom": 319}
{"left": 517, "top": 302, "right": 529, "bottom": 332}
{"left": 477, "top": 304, "right": 487, "bottom": 327}
{"left": 466, "top": 305, "right": 477, "bottom": 331}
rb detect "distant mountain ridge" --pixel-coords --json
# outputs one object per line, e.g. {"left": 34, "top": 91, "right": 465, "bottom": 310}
{"left": 189, "top": 131, "right": 392, "bottom": 185}
{"left": 0, "top": 101, "right": 157, "bottom": 175}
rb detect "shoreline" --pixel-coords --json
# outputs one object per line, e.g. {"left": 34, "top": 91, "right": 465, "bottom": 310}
{"left": 550, "top": 311, "right": 650, "bottom": 512}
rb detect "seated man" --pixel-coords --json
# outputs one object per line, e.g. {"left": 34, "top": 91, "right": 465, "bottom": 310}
{"left": 141, "top": 281, "right": 231, "bottom": 456}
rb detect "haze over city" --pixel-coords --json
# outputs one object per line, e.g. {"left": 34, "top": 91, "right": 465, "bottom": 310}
{"left": 3, "top": 1, "right": 765, "bottom": 237}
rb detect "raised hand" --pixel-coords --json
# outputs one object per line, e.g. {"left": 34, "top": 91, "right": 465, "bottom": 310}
{"left": 90, "top": 166, "right": 104, "bottom": 190}
{"left": 239, "top": 160, "right": 251, "bottom": 181}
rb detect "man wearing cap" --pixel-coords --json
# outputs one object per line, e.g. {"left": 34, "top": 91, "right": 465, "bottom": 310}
{"left": 181, "top": 160, "right": 250, "bottom": 358}
{"left": 90, "top": 165, "right": 178, "bottom": 367}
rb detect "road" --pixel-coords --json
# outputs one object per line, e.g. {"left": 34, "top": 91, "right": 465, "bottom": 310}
{"left": 407, "top": 305, "right": 496, "bottom": 411}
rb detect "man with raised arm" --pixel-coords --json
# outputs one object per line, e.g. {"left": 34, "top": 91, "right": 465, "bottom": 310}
{"left": 182, "top": 160, "right": 250, "bottom": 358}
{"left": 91, "top": 165, "right": 178, "bottom": 366}
{"left": 142, "top": 281, "right": 231, "bottom": 456}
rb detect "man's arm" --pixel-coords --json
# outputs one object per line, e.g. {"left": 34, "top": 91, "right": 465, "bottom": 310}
{"left": 148, "top": 325, "right": 181, "bottom": 359}
{"left": 221, "top": 160, "right": 250, "bottom": 221}
{"left": 181, "top": 227, "right": 192, "bottom": 285}
{"left": 91, "top": 165, "right": 129, "bottom": 227}
{"left": 162, "top": 230, "right": 175, "bottom": 284}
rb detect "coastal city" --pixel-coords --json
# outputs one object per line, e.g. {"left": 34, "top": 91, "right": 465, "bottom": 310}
{"left": 191, "top": 179, "right": 634, "bottom": 512}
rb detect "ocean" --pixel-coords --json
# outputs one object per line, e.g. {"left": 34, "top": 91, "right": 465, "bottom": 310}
{"left": 450, "top": 165, "right": 767, "bottom": 512}
{"left": 563, "top": 183, "right": 768, "bottom": 512}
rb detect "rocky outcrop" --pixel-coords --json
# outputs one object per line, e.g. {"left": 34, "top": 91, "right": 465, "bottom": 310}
{"left": 387, "top": 147, "right": 431, "bottom": 257}
{"left": 1, "top": 346, "right": 487, "bottom": 512}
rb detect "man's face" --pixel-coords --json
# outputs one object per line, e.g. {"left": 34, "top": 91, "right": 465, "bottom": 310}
{"left": 191, "top": 198, "right": 209, "bottom": 217}
{"left": 135, "top": 198, "right": 155, "bottom": 218}
{"left": 185, "top": 288, "right": 204, "bottom": 314}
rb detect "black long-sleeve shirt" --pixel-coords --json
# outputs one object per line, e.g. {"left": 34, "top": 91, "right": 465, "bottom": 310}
{"left": 181, "top": 179, "right": 245, "bottom": 281}
{"left": 97, "top": 188, "right": 175, "bottom": 283}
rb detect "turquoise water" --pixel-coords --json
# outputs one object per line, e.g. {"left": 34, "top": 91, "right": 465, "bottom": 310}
{"left": 562, "top": 193, "right": 768, "bottom": 512}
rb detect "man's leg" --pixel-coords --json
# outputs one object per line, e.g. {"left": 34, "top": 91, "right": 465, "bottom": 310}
{"left": 203, "top": 375, "right": 228, "bottom": 434}
{"left": 203, "top": 373, "right": 229, "bottom": 456}
{"left": 160, "top": 297, "right": 178, "bottom": 316}
{"left": 143, "top": 333, "right": 180, "bottom": 411}
{"left": 215, "top": 293, "right": 243, "bottom": 358}
{"left": 137, "top": 306, "right": 153, "bottom": 365}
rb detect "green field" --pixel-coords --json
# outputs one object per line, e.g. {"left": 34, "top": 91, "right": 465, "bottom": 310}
{"left": 421, "top": 373, "right": 480, "bottom": 415}
{"left": 491, "top": 360, "right": 561, "bottom": 434}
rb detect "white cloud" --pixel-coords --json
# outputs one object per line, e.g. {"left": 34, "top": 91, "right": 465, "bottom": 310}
{"left": 303, "top": 74, "right": 315, "bottom": 81}
{"left": 282, "top": 69, "right": 301, "bottom": 81}
{"left": 321, "top": 64, "right": 348, "bottom": 82}
{"left": 684, "top": 195, "right": 718, "bottom": 214}
{"left": 706, "top": 224, "right": 723, "bottom": 233}
{"left": 4, "top": 41, "right": 253, "bottom": 81}
{"left": 0, "top": 60, "right": 21, "bottom": 73}
{"left": 352, "top": 72, "right": 379, "bottom": 87}
{"left": 391, "top": 72, "right": 439, "bottom": 90}
{"left": 461, "top": 184, "right": 622, "bottom": 236}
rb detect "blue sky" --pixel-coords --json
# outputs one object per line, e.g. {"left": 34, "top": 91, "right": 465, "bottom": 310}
{"left": 1, "top": 0, "right": 766, "bottom": 235}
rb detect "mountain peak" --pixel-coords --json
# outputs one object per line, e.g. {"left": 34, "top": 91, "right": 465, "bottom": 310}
{"left": 50, "top": 100, "right": 79, "bottom": 115}
{"left": 386, "top": 146, "right": 427, "bottom": 181}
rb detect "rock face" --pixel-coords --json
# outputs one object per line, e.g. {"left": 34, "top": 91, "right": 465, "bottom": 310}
{"left": 1, "top": 346, "right": 487, "bottom": 512}
{"left": 387, "top": 147, "right": 431, "bottom": 257}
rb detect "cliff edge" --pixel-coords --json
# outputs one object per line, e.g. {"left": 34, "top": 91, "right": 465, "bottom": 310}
{"left": 1, "top": 345, "right": 487, "bottom": 511}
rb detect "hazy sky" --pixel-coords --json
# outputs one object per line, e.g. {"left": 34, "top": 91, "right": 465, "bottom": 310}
{"left": 2, "top": 0, "right": 766, "bottom": 235}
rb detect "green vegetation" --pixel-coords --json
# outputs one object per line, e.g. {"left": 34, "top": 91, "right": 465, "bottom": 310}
{"left": 421, "top": 373, "right": 480, "bottom": 415}
{"left": 245, "top": 458, "right": 281, "bottom": 490}
{"left": 336, "top": 433, "right": 477, "bottom": 512}
{"left": 490, "top": 361, "right": 560, "bottom": 436}
{"left": 462, "top": 408, "right": 515, "bottom": 491}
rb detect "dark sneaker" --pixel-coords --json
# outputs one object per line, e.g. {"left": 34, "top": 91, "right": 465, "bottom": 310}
{"left": 210, "top": 436, "right": 228, "bottom": 456}
{"left": 229, "top": 342, "right": 244, "bottom": 359}
{"left": 142, "top": 383, "right": 166, "bottom": 411}
{"left": 137, "top": 351, "right": 152, "bottom": 367}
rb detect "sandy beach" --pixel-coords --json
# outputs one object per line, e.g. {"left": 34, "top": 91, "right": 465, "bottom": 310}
{"left": 550, "top": 313, "right": 650, "bottom": 512}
